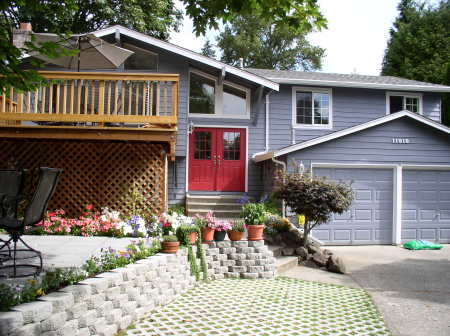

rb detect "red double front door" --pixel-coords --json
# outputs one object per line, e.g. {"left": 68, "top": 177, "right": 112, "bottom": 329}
{"left": 189, "top": 128, "right": 246, "bottom": 191}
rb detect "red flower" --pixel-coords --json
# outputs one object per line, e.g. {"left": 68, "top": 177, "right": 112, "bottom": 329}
{"left": 47, "top": 212, "right": 56, "bottom": 218}
{"left": 86, "top": 204, "right": 93, "bottom": 211}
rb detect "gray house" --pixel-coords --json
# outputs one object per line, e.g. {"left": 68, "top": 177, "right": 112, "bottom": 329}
{"left": 15, "top": 25, "right": 450, "bottom": 245}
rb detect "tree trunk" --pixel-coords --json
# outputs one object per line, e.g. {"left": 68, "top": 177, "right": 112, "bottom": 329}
{"left": 302, "top": 222, "right": 310, "bottom": 247}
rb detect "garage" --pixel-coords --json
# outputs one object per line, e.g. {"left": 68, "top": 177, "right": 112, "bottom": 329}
{"left": 312, "top": 167, "right": 393, "bottom": 245}
{"left": 402, "top": 169, "right": 450, "bottom": 243}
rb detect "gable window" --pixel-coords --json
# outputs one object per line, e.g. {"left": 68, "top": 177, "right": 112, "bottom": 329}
{"left": 189, "top": 69, "right": 250, "bottom": 118}
{"left": 292, "top": 87, "right": 332, "bottom": 129}
{"left": 123, "top": 43, "right": 158, "bottom": 71}
{"left": 387, "top": 92, "right": 422, "bottom": 114}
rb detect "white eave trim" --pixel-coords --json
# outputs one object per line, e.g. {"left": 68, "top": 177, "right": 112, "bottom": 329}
{"left": 252, "top": 110, "right": 450, "bottom": 162}
{"left": 92, "top": 25, "right": 279, "bottom": 91}
{"left": 264, "top": 77, "right": 450, "bottom": 93}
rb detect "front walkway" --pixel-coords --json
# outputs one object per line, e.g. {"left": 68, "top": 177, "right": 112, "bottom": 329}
{"left": 123, "top": 277, "right": 390, "bottom": 336}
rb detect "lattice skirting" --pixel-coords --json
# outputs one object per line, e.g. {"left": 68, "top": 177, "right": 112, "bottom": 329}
{"left": 0, "top": 139, "right": 167, "bottom": 217}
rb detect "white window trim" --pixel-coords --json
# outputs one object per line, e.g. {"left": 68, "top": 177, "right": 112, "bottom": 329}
{"left": 386, "top": 91, "right": 423, "bottom": 115}
{"left": 188, "top": 69, "right": 251, "bottom": 119}
{"left": 292, "top": 86, "right": 333, "bottom": 129}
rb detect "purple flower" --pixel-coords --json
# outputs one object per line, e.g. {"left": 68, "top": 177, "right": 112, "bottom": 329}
{"left": 236, "top": 195, "right": 250, "bottom": 204}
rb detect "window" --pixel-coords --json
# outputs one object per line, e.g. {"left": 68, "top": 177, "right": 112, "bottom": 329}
{"left": 293, "top": 87, "right": 332, "bottom": 128}
{"left": 189, "top": 72, "right": 216, "bottom": 115}
{"left": 189, "top": 70, "right": 250, "bottom": 118}
{"left": 123, "top": 43, "right": 158, "bottom": 71}
{"left": 387, "top": 92, "right": 422, "bottom": 114}
{"left": 194, "top": 131, "right": 212, "bottom": 160}
{"left": 223, "top": 132, "right": 241, "bottom": 160}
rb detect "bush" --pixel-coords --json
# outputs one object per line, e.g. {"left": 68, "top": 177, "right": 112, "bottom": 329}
{"left": 264, "top": 214, "right": 292, "bottom": 235}
{"left": 230, "top": 219, "right": 246, "bottom": 232}
{"left": 240, "top": 202, "right": 267, "bottom": 225}
{"left": 162, "top": 235, "right": 178, "bottom": 242}
{"left": 273, "top": 170, "right": 354, "bottom": 246}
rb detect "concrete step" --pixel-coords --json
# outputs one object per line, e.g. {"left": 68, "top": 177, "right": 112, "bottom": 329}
{"left": 276, "top": 256, "right": 298, "bottom": 274}
{"left": 269, "top": 245, "right": 283, "bottom": 258}
{"left": 187, "top": 202, "right": 242, "bottom": 211}
{"left": 187, "top": 209, "right": 241, "bottom": 218}
{"left": 186, "top": 194, "right": 251, "bottom": 204}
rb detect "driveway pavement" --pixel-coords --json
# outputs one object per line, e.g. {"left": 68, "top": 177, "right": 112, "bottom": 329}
{"left": 327, "top": 245, "right": 450, "bottom": 336}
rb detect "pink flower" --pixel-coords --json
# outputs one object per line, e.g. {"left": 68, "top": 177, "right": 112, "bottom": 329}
{"left": 86, "top": 204, "right": 93, "bottom": 211}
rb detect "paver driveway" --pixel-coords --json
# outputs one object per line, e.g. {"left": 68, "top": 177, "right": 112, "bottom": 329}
{"left": 328, "top": 245, "right": 450, "bottom": 336}
{"left": 122, "top": 278, "right": 389, "bottom": 336}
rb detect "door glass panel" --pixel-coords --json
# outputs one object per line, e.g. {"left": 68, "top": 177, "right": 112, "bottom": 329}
{"left": 223, "top": 132, "right": 240, "bottom": 160}
{"left": 194, "top": 131, "right": 211, "bottom": 160}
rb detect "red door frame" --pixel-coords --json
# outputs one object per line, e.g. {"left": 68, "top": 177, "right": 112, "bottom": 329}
{"left": 188, "top": 127, "right": 246, "bottom": 192}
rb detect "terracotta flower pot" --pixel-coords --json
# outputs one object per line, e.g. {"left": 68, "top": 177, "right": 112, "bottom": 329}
{"left": 201, "top": 227, "right": 214, "bottom": 242}
{"left": 161, "top": 241, "right": 180, "bottom": 253}
{"left": 188, "top": 232, "right": 197, "bottom": 245}
{"left": 227, "top": 230, "right": 244, "bottom": 241}
{"left": 214, "top": 230, "right": 226, "bottom": 241}
{"left": 247, "top": 225, "right": 264, "bottom": 241}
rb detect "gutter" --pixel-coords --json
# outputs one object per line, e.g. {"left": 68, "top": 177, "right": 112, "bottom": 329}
{"left": 252, "top": 90, "right": 273, "bottom": 158}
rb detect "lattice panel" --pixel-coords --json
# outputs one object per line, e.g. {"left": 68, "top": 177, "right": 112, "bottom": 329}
{"left": 0, "top": 139, "right": 166, "bottom": 217}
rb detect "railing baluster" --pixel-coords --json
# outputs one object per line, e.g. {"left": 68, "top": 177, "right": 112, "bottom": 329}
{"left": 135, "top": 82, "right": 139, "bottom": 115}
{"left": 77, "top": 80, "right": 82, "bottom": 115}
{"left": 156, "top": 81, "right": 160, "bottom": 116}
{"left": 172, "top": 81, "right": 178, "bottom": 118}
{"left": 91, "top": 80, "right": 95, "bottom": 115}
{"left": 70, "top": 80, "right": 74, "bottom": 114}
{"left": 48, "top": 85, "right": 53, "bottom": 114}
{"left": 18, "top": 93, "right": 23, "bottom": 113}
{"left": 114, "top": 81, "right": 118, "bottom": 115}
{"left": 142, "top": 81, "right": 147, "bottom": 116}
{"left": 55, "top": 84, "right": 60, "bottom": 114}
{"left": 121, "top": 80, "right": 125, "bottom": 115}
{"left": 34, "top": 89, "right": 38, "bottom": 114}
{"left": 107, "top": 81, "right": 111, "bottom": 115}
{"left": 128, "top": 81, "right": 132, "bottom": 115}
{"left": 27, "top": 91, "right": 31, "bottom": 113}
{"left": 42, "top": 86, "right": 46, "bottom": 114}
{"left": 149, "top": 81, "right": 153, "bottom": 116}
{"left": 2, "top": 91, "right": 6, "bottom": 112}
{"left": 84, "top": 80, "right": 88, "bottom": 115}
{"left": 9, "top": 88, "right": 14, "bottom": 113}
{"left": 63, "top": 81, "right": 67, "bottom": 114}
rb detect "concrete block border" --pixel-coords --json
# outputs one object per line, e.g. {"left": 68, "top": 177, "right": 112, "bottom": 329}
{"left": 0, "top": 241, "right": 275, "bottom": 336}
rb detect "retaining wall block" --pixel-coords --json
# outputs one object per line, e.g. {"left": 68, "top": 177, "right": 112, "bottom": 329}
{"left": 126, "top": 287, "right": 141, "bottom": 301}
{"left": 59, "top": 284, "right": 91, "bottom": 303}
{"left": 112, "top": 294, "right": 129, "bottom": 309}
{"left": 210, "top": 273, "right": 225, "bottom": 280}
{"left": 116, "top": 314, "right": 133, "bottom": 330}
{"left": 264, "top": 265, "right": 276, "bottom": 272}
{"left": 236, "top": 247, "right": 255, "bottom": 254}
{"left": 0, "top": 311, "right": 24, "bottom": 335}
{"left": 12, "top": 301, "right": 53, "bottom": 324}
{"left": 248, "top": 241, "right": 264, "bottom": 247}
{"left": 87, "top": 317, "right": 107, "bottom": 335}
{"left": 85, "top": 293, "right": 106, "bottom": 310}
{"left": 38, "top": 292, "right": 74, "bottom": 313}
{"left": 260, "top": 271, "right": 275, "bottom": 278}
{"left": 205, "top": 248, "right": 220, "bottom": 256}
{"left": 9, "top": 322, "right": 41, "bottom": 336}
{"left": 219, "top": 247, "right": 236, "bottom": 254}
{"left": 40, "top": 312, "right": 67, "bottom": 332}
{"left": 215, "top": 241, "right": 231, "bottom": 248}
{"left": 77, "top": 309, "right": 97, "bottom": 327}
{"left": 105, "top": 308, "right": 123, "bottom": 324}
{"left": 66, "top": 302, "right": 88, "bottom": 319}
{"left": 75, "top": 327, "right": 90, "bottom": 336}
{"left": 228, "top": 253, "right": 246, "bottom": 260}
{"left": 248, "top": 253, "right": 263, "bottom": 260}
{"left": 121, "top": 301, "right": 138, "bottom": 316}
{"left": 231, "top": 241, "right": 248, "bottom": 248}
{"left": 104, "top": 286, "right": 121, "bottom": 300}
{"left": 95, "top": 301, "right": 114, "bottom": 318}
{"left": 242, "top": 272, "right": 259, "bottom": 279}
{"left": 56, "top": 319, "right": 78, "bottom": 336}
{"left": 225, "top": 272, "right": 240, "bottom": 278}
{"left": 236, "top": 259, "right": 255, "bottom": 267}
{"left": 248, "top": 266, "right": 265, "bottom": 273}
{"left": 255, "top": 259, "right": 270, "bottom": 266}
{"left": 79, "top": 277, "right": 109, "bottom": 294}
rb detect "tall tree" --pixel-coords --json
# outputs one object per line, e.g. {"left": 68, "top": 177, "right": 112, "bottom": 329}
{"left": 216, "top": 15, "right": 324, "bottom": 70}
{"left": 381, "top": 0, "right": 450, "bottom": 125}
{"left": 201, "top": 39, "right": 216, "bottom": 58}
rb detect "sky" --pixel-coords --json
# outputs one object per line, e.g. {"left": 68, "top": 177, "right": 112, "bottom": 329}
{"left": 169, "top": 0, "right": 404, "bottom": 76}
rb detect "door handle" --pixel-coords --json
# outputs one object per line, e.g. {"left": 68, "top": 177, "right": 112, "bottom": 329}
{"left": 213, "top": 155, "right": 217, "bottom": 167}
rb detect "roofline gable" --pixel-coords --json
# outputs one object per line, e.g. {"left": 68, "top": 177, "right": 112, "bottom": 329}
{"left": 252, "top": 110, "right": 450, "bottom": 162}
{"left": 92, "top": 25, "right": 279, "bottom": 91}
{"left": 262, "top": 77, "right": 450, "bottom": 93}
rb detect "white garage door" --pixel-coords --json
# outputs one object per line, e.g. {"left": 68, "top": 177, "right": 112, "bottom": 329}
{"left": 313, "top": 167, "right": 393, "bottom": 245}
{"left": 402, "top": 170, "right": 450, "bottom": 243}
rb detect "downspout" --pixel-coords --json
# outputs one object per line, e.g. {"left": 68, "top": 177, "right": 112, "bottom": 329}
{"left": 272, "top": 156, "right": 286, "bottom": 217}
{"left": 265, "top": 90, "right": 272, "bottom": 152}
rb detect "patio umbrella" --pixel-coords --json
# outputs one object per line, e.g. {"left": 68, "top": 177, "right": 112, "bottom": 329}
{"left": 31, "top": 33, "right": 134, "bottom": 71}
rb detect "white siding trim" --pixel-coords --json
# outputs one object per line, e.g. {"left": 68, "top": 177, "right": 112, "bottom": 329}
{"left": 393, "top": 165, "right": 402, "bottom": 245}
{"left": 253, "top": 110, "right": 450, "bottom": 162}
{"left": 92, "top": 25, "right": 279, "bottom": 90}
{"left": 185, "top": 125, "right": 249, "bottom": 193}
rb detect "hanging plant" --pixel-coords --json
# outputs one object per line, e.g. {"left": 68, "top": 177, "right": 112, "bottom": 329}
{"left": 176, "top": 225, "right": 208, "bottom": 281}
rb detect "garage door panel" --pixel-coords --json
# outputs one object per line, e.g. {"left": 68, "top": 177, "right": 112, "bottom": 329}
{"left": 313, "top": 167, "right": 393, "bottom": 245}
{"left": 402, "top": 170, "right": 450, "bottom": 243}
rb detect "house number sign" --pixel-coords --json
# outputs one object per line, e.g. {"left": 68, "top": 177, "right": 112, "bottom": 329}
{"left": 392, "top": 138, "right": 410, "bottom": 144}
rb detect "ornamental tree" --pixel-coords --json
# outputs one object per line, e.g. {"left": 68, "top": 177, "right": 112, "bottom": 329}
{"left": 273, "top": 170, "right": 354, "bottom": 247}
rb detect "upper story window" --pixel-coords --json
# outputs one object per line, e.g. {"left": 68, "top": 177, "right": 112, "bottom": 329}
{"left": 386, "top": 92, "right": 422, "bottom": 115}
{"left": 292, "top": 87, "right": 332, "bottom": 129}
{"left": 189, "top": 69, "right": 250, "bottom": 118}
{"left": 123, "top": 43, "right": 158, "bottom": 71}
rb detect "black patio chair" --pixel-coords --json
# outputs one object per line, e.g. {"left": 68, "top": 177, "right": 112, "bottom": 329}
{"left": 0, "top": 169, "right": 25, "bottom": 260}
{"left": 0, "top": 167, "right": 62, "bottom": 278}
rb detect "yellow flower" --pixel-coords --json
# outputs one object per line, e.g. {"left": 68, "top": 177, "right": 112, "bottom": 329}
{"left": 27, "top": 279, "right": 37, "bottom": 285}
{"left": 36, "top": 288, "right": 45, "bottom": 296}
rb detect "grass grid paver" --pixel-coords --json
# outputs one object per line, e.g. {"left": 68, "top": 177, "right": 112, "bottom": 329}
{"left": 121, "top": 277, "right": 390, "bottom": 336}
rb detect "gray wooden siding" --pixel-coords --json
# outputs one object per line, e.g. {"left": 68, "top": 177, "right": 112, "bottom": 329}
{"left": 285, "top": 117, "right": 450, "bottom": 169}
{"left": 269, "top": 85, "right": 442, "bottom": 149}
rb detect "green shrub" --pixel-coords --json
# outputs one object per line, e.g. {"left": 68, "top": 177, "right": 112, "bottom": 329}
{"left": 162, "top": 235, "right": 178, "bottom": 242}
{"left": 240, "top": 202, "right": 267, "bottom": 225}
{"left": 230, "top": 219, "right": 246, "bottom": 232}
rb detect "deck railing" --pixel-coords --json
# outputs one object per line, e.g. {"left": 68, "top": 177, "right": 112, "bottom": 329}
{"left": 0, "top": 71, "right": 179, "bottom": 127}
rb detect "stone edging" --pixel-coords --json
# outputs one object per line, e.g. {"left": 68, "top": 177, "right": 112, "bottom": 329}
{"left": 0, "top": 241, "right": 276, "bottom": 336}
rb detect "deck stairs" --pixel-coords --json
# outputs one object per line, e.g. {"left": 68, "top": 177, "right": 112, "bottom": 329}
{"left": 270, "top": 245, "right": 299, "bottom": 274}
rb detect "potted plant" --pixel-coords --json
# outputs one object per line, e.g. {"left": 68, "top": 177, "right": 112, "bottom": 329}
{"left": 212, "top": 220, "right": 232, "bottom": 241}
{"left": 161, "top": 234, "right": 180, "bottom": 253}
{"left": 176, "top": 223, "right": 198, "bottom": 245}
{"left": 241, "top": 202, "right": 267, "bottom": 241}
{"left": 227, "top": 219, "right": 245, "bottom": 241}
{"left": 194, "top": 211, "right": 216, "bottom": 242}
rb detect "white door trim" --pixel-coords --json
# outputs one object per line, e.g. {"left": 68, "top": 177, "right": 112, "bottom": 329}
{"left": 185, "top": 125, "right": 249, "bottom": 193}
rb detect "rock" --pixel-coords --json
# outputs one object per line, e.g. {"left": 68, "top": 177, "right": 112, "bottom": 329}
{"left": 327, "top": 255, "right": 346, "bottom": 274}
{"left": 281, "top": 247, "right": 295, "bottom": 256}
{"left": 264, "top": 234, "right": 274, "bottom": 245}
{"left": 295, "top": 247, "right": 309, "bottom": 260}
{"left": 312, "top": 252, "right": 328, "bottom": 267}
{"left": 307, "top": 243, "right": 321, "bottom": 255}
{"left": 323, "top": 249, "right": 333, "bottom": 256}
{"left": 280, "top": 229, "right": 304, "bottom": 247}
{"left": 302, "top": 259, "right": 321, "bottom": 269}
